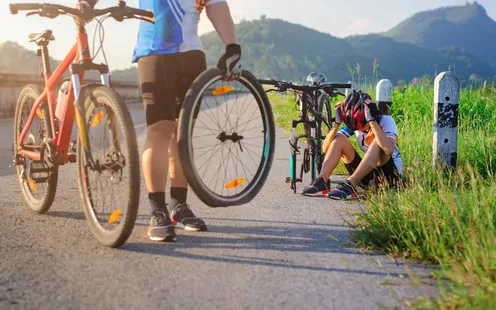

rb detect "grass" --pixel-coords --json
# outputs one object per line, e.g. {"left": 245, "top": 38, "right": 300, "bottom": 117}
{"left": 266, "top": 82, "right": 496, "bottom": 308}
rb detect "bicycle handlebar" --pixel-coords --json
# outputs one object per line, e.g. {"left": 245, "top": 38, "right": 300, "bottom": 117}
{"left": 9, "top": 1, "right": 153, "bottom": 22}
{"left": 259, "top": 78, "right": 351, "bottom": 93}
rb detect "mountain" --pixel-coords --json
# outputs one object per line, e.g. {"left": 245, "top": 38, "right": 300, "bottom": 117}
{"left": 2, "top": 3, "right": 496, "bottom": 85}
{"left": 383, "top": 2, "right": 496, "bottom": 67}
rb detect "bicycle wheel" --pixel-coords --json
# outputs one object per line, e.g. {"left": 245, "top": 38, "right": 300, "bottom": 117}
{"left": 316, "top": 93, "right": 332, "bottom": 173}
{"left": 177, "top": 68, "right": 276, "bottom": 207}
{"left": 13, "top": 84, "right": 58, "bottom": 214}
{"left": 289, "top": 136, "right": 298, "bottom": 194}
{"left": 76, "top": 85, "right": 140, "bottom": 247}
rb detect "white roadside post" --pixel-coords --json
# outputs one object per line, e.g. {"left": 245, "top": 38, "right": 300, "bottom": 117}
{"left": 433, "top": 71, "right": 460, "bottom": 170}
{"left": 376, "top": 79, "right": 393, "bottom": 115}
{"left": 345, "top": 81, "right": 355, "bottom": 97}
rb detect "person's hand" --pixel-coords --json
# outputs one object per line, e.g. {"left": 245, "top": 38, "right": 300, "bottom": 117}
{"left": 363, "top": 95, "right": 379, "bottom": 123}
{"left": 217, "top": 43, "right": 242, "bottom": 81}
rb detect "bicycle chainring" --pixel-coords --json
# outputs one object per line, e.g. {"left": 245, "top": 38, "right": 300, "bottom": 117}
{"left": 303, "top": 148, "right": 310, "bottom": 173}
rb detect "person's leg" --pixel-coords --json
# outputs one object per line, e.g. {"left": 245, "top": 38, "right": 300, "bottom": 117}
{"left": 301, "top": 134, "right": 355, "bottom": 196}
{"left": 168, "top": 50, "right": 208, "bottom": 231}
{"left": 139, "top": 54, "right": 178, "bottom": 242}
{"left": 327, "top": 140, "right": 389, "bottom": 200}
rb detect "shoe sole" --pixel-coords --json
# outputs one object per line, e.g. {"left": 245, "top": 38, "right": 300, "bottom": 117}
{"left": 172, "top": 220, "right": 207, "bottom": 232}
{"left": 147, "top": 227, "right": 176, "bottom": 242}
{"left": 327, "top": 195, "right": 363, "bottom": 200}
{"left": 300, "top": 189, "right": 331, "bottom": 197}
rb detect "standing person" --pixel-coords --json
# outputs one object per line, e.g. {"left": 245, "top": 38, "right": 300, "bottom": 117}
{"left": 76, "top": 0, "right": 241, "bottom": 242}
{"left": 133, "top": 0, "right": 242, "bottom": 242}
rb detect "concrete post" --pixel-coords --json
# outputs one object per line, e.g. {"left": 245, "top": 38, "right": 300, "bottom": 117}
{"left": 433, "top": 71, "right": 460, "bottom": 169}
{"left": 345, "top": 81, "right": 355, "bottom": 97}
{"left": 376, "top": 79, "right": 393, "bottom": 115}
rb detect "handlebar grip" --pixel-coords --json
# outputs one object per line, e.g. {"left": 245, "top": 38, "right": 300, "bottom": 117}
{"left": 329, "top": 83, "right": 352, "bottom": 89}
{"left": 258, "top": 79, "right": 278, "bottom": 85}
{"left": 130, "top": 8, "right": 154, "bottom": 18}
{"left": 10, "top": 3, "right": 42, "bottom": 13}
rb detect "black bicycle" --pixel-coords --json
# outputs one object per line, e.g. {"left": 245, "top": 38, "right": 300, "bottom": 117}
{"left": 259, "top": 74, "right": 351, "bottom": 193}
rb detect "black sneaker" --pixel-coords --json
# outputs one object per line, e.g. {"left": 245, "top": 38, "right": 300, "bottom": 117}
{"left": 170, "top": 202, "right": 207, "bottom": 231}
{"left": 300, "top": 176, "right": 331, "bottom": 196}
{"left": 147, "top": 209, "right": 176, "bottom": 242}
{"left": 327, "top": 180, "right": 359, "bottom": 200}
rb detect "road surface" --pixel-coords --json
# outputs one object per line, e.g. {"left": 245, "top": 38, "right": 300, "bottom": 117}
{"left": 0, "top": 102, "right": 437, "bottom": 310}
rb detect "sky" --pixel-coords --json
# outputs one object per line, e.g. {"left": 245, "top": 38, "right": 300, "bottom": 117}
{"left": 3, "top": 0, "right": 496, "bottom": 71}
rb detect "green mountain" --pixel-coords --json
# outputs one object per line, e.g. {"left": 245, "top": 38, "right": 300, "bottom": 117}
{"left": 1, "top": 3, "right": 495, "bottom": 86}
{"left": 384, "top": 2, "right": 496, "bottom": 67}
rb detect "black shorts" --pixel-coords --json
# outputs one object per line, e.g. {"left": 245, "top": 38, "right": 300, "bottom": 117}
{"left": 137, "top": 50, "right": 207, "bottom": 126}
{"left": 344, "top": 150, "right": 402, "bottom": 188}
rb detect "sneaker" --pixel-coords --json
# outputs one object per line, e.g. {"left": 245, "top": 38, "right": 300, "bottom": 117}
{"left": 327, "top": 180, "right": 359, "bottom": 200}
{"left": 170, "top": 202, "right": 207, "bottom": 231}
{"left": 300, "top": 176, "right": 331, "bottom": 196}
{"left": 147, "top": 209, "right": 176, "bottom": 242}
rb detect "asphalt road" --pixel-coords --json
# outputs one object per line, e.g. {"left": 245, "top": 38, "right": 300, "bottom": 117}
{"left": 0, "top": 102, "right": 437, "bottom": 310}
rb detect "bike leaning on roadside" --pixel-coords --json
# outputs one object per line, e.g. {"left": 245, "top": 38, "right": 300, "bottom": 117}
{"left": 259, "top": 75, "right": 351, "bottom": 193}
{"left": 9, "top": 1, "right": 154, "bottom": 248}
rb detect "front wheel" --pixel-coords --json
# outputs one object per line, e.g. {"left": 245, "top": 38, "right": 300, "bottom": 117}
{"left": 76, "top": 85, "right": 140, "bottom": 247}
{"left": 316, "top": 93, "right": 332, "bottom": 174}
{"left": 177, "top": 68, "right": 276, "bottom": 207}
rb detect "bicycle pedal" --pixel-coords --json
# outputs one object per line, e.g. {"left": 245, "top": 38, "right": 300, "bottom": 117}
{"left": 285, "top": 177, "right": 291, "bottom": 183}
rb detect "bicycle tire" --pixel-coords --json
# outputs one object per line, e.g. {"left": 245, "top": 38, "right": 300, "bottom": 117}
{"left": 289, "top": 136, "right": 298, "bottom": 194}
{"left": 316, "top": 93, "right": 332, "bottom": 174}
{"left": 13, "top": 84, "right": 58, "bottom": 214}
{"left": 76, "top": 85, "right": 140, "bottom": 247}
{"left": 177, "top": 68, "right": 276, "bottom": 207}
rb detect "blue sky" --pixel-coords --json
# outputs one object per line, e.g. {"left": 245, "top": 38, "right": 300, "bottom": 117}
{"left": 3, "top": 0, "right": 496, "bottom": 70}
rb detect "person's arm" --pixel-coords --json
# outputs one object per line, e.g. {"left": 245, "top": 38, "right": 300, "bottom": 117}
{"left": 368, "top": 121, "right": 395, "bottom": 156}
{"left": 364, "top": 98, "right": 395, "bottom": 156}
{"left": 206, "top": 2, "right": 238, "bottom": 45}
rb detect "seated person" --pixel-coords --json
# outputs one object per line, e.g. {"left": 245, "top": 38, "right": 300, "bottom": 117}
{"left": 301, "top": 90, "right": 403, "bottom": 199}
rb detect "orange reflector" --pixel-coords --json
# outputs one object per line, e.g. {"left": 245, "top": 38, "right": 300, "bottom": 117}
{"left": 108, "top": 209, "right": 121, "bottom": 224}
{"left": 225, "top": 178, "right": 245, "bottom": 189}
{"left": 92, "top": 111, "right": 105, "bottom": 127}
{"left": 212, "top": 86, "right": 233, "bottom": 96}
{"left": 27, "top": 177, "right": 37, "bottom": 191}
{"left": 36, "top": 108, "right": 44, "bottom": 119}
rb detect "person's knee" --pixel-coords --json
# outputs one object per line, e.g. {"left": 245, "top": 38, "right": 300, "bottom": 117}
{"left": 145, "top": 120, "right": 175, "bottom": 149}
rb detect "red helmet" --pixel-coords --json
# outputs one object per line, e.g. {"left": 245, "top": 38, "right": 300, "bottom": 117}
{"left": 340, "top": 90, "right": 371, "bottom": 131}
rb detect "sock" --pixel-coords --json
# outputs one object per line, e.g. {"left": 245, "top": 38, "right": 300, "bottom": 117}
{"left": 170, "top": 187, "right": 187, "bottom": 210}
{"left": 148, "top": 192, "right": 166, "bottom": 214}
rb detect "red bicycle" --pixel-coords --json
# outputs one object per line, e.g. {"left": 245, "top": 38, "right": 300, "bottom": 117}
{"left": 9, "top": 1, "right": 153, "bottom": 247}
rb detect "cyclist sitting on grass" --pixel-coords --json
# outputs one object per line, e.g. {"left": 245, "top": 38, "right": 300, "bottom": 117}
{"left": 301, "top": 90, "right": 403, "bottom": 199}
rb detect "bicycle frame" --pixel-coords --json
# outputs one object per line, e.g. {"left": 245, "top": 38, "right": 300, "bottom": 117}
{"left": 16, "top": 25, "right": 109, "bottom": 167}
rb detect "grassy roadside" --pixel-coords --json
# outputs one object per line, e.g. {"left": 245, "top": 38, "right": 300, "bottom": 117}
{"left": 266, "top": 84, "right": 496, "bottom": 308}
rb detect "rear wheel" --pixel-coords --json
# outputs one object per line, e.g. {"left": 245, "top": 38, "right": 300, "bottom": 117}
{"left": 13, "top": 84, "right": 58, "bottom": 214}
{"left": 76, "top": 85, "right": 140, "bottom": 247}
{"left": 316, "top": 93, "right": 332, "bottom": 174}
{"left": 177, "top": 68, "right": 276, "bottom": 207}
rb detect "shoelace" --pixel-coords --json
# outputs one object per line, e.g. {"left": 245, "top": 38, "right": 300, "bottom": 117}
{"left": 152, "top": 210, "right": 168, "bottom": 226}
{"left": 175, "top": 203, "right": 195, "bottom": 218}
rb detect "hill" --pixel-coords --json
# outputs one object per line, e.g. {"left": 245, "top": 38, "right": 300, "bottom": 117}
{"left": 2, "top": 3, "right": 496, "bottom": 85}
{"left": 384, "top": 2, "right": 496, "bottom": 67}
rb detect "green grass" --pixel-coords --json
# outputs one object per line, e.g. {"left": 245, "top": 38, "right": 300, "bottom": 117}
{"left": 266, "top": 83, "right": 496, "bottom": 308}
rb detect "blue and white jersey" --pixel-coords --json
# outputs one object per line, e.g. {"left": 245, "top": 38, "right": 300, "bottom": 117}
{"left": 132, "top": 0, "right": 226, "bottom": 63}
{"left": 337, "top": 115, "right": 403, "bottom": 175}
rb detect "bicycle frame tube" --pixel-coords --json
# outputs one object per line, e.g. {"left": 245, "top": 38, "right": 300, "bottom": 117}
{"left": 18, "top": 32, "right": 91, "bottom": 164}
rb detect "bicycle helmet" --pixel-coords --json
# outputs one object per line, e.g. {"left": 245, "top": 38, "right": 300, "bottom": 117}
{"left": 340, "top": 89, "right": 372, "bottom": 131}
{"left": 306, "top": 72, "right": 326, "bottom": 85}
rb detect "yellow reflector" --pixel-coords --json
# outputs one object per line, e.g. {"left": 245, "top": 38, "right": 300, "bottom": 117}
{"left": 212, "top": 86, "right": 233, "bottom": 96}
{"left": 36, "top": 108, "right": 44, "bottom": 119}
{"left": 108, "top": 209, "right": 121, "bottom": 224}
{"left": 27, "top": 177, "right": 37, "bottom": 191}
{"left": 225, "top": 178, "right": 245, "bottom": 189}
{"left": 92, "top": 111, "right": 105, "bottom": 127}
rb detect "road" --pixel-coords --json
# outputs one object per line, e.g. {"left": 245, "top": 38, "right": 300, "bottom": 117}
{"left": 0, "top": 102, "right": 437, "bottom": 310}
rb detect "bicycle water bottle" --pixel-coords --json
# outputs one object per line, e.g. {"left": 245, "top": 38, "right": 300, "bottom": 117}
{"left": 55, "top": 81, "right": 70, "bottom": 125}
